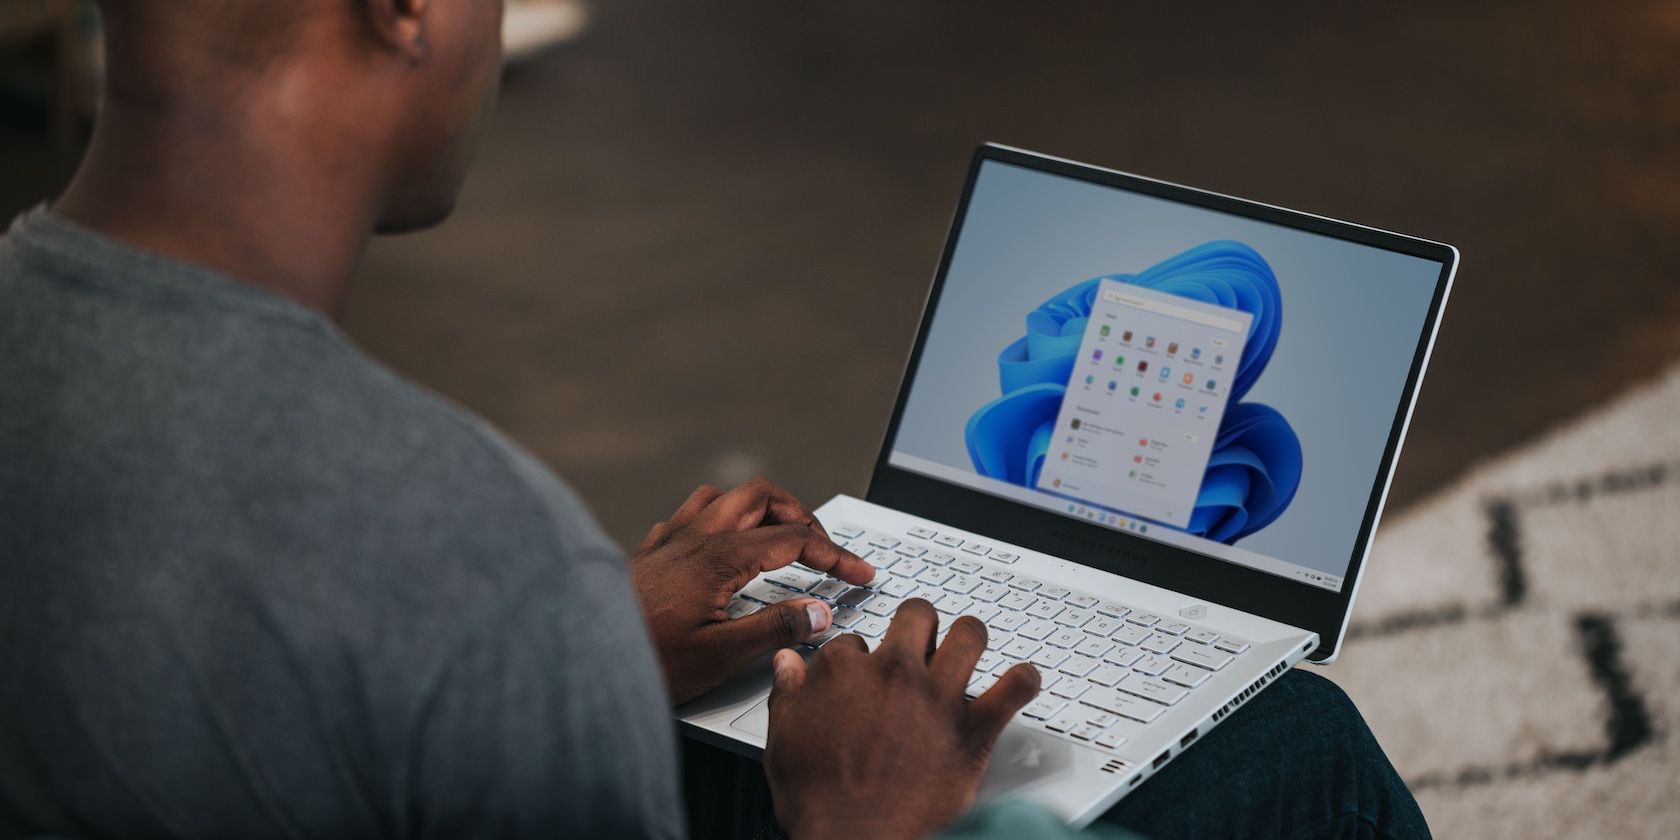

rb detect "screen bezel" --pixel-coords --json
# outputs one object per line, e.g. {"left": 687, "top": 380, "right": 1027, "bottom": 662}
{"left": 865, "top": 144, "right": 1457, "bottom": 662}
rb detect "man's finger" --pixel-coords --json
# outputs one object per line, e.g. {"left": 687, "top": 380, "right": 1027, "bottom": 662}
{"left": 767, "top": 648, "right": 807, "bottom": 721}
{"left": 929, "top": 616, "right": 988, "bottom": 693}
{"left": 709, "top": 523, "right": 875, "bottom": 588}
{"left": 711, "top": 598, "right": 831, "bottom": 667}
{"left": 688, "top": 478, "right": 828, "bottom": 537}
{"left": 966, "top": 663, "right": 1042, "bottom": 748}
{"left": 636, "top": 521, "right": 669, "bottom": 554}
{"left": 878, "top": 598, "right": 939, "bottom": 661}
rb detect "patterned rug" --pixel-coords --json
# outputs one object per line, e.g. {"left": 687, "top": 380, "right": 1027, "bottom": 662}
{"left": 1320, "top": 364, "right": 1680, "bottom": 838}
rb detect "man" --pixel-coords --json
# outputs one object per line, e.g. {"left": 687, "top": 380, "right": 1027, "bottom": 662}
{"left": 0, "top": 1, "right": 1430, "bottom": 838}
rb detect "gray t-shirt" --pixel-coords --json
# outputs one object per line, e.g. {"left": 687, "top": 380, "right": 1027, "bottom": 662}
{"left": 0, "top": 208, "right": 684, "bottom": 839}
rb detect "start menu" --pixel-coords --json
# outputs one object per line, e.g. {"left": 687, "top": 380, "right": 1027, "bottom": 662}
{"left": 1035, "top": 280, "right": 1252, "bottom": 528}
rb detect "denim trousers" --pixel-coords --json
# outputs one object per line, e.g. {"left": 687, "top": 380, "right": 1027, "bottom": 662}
{"left": 682, "top": 670, "right": 1432, "bottom": 840}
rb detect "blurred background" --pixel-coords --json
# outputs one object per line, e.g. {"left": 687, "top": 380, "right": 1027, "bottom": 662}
{"left": 3, "top": 0, "right": 1677, "bottom": 836}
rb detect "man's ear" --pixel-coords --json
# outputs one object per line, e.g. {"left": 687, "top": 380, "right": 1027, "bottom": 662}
{"left": 360, "top": 0, "right": 429, "bottom": 61}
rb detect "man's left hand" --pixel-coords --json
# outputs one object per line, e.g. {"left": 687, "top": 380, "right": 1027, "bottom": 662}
{"left": 629, "top": 478, "right": 876, "bottom": 706}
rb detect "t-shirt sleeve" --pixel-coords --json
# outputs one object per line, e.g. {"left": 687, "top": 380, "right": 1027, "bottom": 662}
{"left": 406, "top": 546, "right": 684, "bottom": 839}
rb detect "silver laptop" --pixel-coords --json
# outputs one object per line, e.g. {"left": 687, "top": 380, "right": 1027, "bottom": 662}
{"left": 679, "top": 144, "right": 1458, "bottom": 827}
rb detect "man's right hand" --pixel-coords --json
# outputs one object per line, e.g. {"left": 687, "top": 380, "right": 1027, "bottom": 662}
{"left": 764, "top": 599, "right": 1042, "bottom": 840}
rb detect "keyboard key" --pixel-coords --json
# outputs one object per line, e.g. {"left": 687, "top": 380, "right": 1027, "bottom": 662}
{"left": 867, "top": 535, "right": 900, "bottom": 550}
{"left": 1130, "top": 654, "right": 1170, "bottom": 676}
{"left": 991, "top": 551, "right": 1020, "bottom": 564}
{"left": 1087, "top": 664, "right": 1128, "bottom": 687}
{"left": 1030, "top": 648, "right": 1070, "bottom": 670}
{"left": 1026, "top": 600, "right": 1066, "bottom": 621}
{"left": 1184, "top": 629, "right": 1220, "bottom": 646}
{"left": 879, "top": 578, "right": 919, "bottom": 599}
{"left": 835, "top": 588, "right": 874, "bottom": 608}
{"left": 1066, "top": 594, "right": 1100, "bottom": 609}
{"left": 949, "top": 559, "right": 984, "bottom": 575}
{"left": 1126, "top": 612, "right": 1161, "bottom": 628}
{"left": 1022, "top": 699, "right": 1067, "bottom": 721}
{"left": 894, "top": 545, "right": 928, "bottom": 558}
{"left": 1044, "top": 714, "right": 1081, "bottom": 733}
{"left": 1095, "top": 601, "right": 1131, "bottom": 618}
{"left": 862, "top": 595, "right": 901, "bottom": 617}
{"left": 968, "top": 605, "right": 1001, "bottom": 624}
{"left": 943, "top": 575, "right": 981, "bottom": 595}
{"left": 832, "top": 523, "right": 864, "bottom": 539}
{"left": 975, "top": 651, "right": 1003, "bottom": 673}
{"left": 1084, "top": 615, "right": 1125, "bottom": 637}
{"left": 1018, "top": 619, "right": 1056, "bottom": 641}
{"left": 1112, "top": 624, "right": 1151, "bottom": 646}
{"left": 810, "top": 579, "right": 849, "bottom": 600}
{"left": 801, "top": 625, "right": 844, "bottom": 649}
{"left": 890, "top": 561, "right": 927, "bottom": 580}
{"left": 854, "top": 615, "right": 890, "bottom": 637}
{"left": 1158, "top": 622, "right": 1190, "bottom": 636}
{"left": 1161, "top": 663, "right": 1210, "bottom": 689}
{"left": 743, "top": 581, "right": 796, "bottom": 605}
{"left": 1055, "top": 607, "right": 1094, "bottom": 629}
{"left": 934, "top": 534, "right": 964, "bottom": 548}
{"left": 831, "top": 607, "right": 865, "bottom": 627}
{"left": 980, "top": 568, "right": 1015, "bottom": 584}
{"left": 1069, "top": 723, "right": 1103, "bottom": 741}
{"left": 1074, "top": 638, "right": 1114, "bottom": 659}
{"left": 926, "top": 551, "right": 958, "bottom": 567}
{"left": 1039, "top": 585, "right": 1072, "bottom": 600}
{"left": 1048, "top": 679, "right": 1089, "bottom": 700}
{"left": 1140, "top": 633, "right": 1181, "bottom": 655}
{"left": 1058, "top": 654, "right": 1100, "bottom": 678}
{"left": 1103, "top": 647, "right": 1143, "bottom": 668}
{"left": 965, "top": 674, "right": 998, "bottom": 698}
{"left": 936, "top": 595, "right": 973, "bottom": 615}
{"left": 1117, "top": 673, "right": 1188, "bottom": 706}
{"left": 1001, "top": 638, "right": 1041, "bottom": 660}
{"left": 971, "top": 583, "right": 1009, "bottom": 603}
{"left": 769, "top": 568, "right": 825, "bottom": 592}
{"left": 1214, "top": 637, "right": 1252, "bottom": 654}
{"left": 1008, "top": 577, "right": 1043, "bottom": 593}
{"left": 1046, "top": 629, "right": 1083, "bottom": 649}
{"left": 907, "top": 526, "right": 937, "bottom": 540}
{"left": 1171, "top": 646, "right": 1235, "bottom": 672}
{"left": 998, "top": 591, "right": 1035, "bottom": 611}
{"left": 1094, "top": 729, "right": 1129, "bottom": 750}
{"left": 961, "top": 543, "right": 992, "bottom": 556}
{"left": 991, "top": 612, "right": 1029, "bottom": 633}
{"left": 1081, "top": 688, "right": 1164, "bottom": 723}
{"left": 1084, "top": 712, "right": 1120, "bottom": 729}
{"left": 916, "top": 568, "right": 955, "bottom": 587}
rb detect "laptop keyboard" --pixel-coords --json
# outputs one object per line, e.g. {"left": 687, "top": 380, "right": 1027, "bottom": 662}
{"left": 728, "top": 521, "right": 1252, "bottom": 754}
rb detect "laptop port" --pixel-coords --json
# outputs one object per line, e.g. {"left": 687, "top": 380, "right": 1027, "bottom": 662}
{"left": 1152, "top": 750, "right": 1171, "bottom": 769}
{"left": 1180, "top": 729, "right": 1199, "bottom": 748}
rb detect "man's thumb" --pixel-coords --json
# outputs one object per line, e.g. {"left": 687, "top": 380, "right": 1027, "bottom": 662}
{"left": 723, "top": 598, "right": 830, "bottom": 658}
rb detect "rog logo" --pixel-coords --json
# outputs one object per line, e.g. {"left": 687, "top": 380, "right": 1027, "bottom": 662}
{"left": 1012, "top": 741, "right": 1043, "bottom": 768}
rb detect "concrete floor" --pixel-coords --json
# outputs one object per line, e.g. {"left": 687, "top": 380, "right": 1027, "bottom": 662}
{"left": 5, "top": 0, "right": 1679, "bottom": 549}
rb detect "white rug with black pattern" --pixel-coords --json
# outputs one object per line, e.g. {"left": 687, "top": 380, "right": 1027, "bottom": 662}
{"left": 1319, "top": 364, "right": 1680, "bottom": 838}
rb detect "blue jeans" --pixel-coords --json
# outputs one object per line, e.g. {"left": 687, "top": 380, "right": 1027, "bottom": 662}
{"left": 682, "top": 670, "right": 1432, "bottom": 839}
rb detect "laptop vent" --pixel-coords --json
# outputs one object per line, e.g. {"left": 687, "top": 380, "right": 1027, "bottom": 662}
{"left": 1099, "top": 758, "right": 1126, "bottom": 775}
{"left": 1209, "top": 659, "right": 1290, "bottom": 724}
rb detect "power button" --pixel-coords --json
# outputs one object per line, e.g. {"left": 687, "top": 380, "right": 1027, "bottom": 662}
{"left": 1179, "top": 604, "right": 1207, "bottom": 620}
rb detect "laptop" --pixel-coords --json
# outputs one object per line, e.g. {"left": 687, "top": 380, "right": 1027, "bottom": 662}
{"left": 679, "top": 143, "right": 1457, "bottom": 827}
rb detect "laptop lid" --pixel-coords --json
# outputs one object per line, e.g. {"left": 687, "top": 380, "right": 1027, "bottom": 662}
{"left": 867, "top": 144, "right": 1457, "bottom": 662}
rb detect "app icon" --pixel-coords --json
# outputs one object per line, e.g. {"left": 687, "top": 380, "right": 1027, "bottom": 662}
{"left": 1167, "top": 342, "right": 1179, "bottom": 356}
{"left": 1140, "top": 525, "right": 1148, "bottom": 534}
{"left": 1071, "top": 418, "right": 1082, "bottom": 429}
{"left": 1129, "top": 386, "right": 1140, "bottom": 397}
{"left": 1198, "top": 405, "right": 1209, "bottom": 415}
{"left": 1128, "top": 470, "right": 1137, "bottom": 478}
{"left": 1144, "top": 336, "right": 1156, "bottom": 349}
{"left": 1122, "top": 330, "right": 1133, "bottom": 343}
{"left": 1175, "top": 398, "right": 1186, "bottom": 409}
{"left": 1085, "top": 374, "right": 1094, "bottom": 385}
{"left": 1114, "top": 355, "right": 1126, "bottom": 367}
{"left": 1138, "top": 437, "right": 1148, "bottom": 446}
{"left": 1183, "top": 372, "right": 1194, "bottom": 385}
{"left": 1092, "top": 349, "right": 1103, "bottom": 362}
{"left": 1099, "top": 325, "right": 1111, "bottom": 337}
{"left": 1137, "top": 360, "right": 1148, "bottom": 373}
{"left": 1052, "top": 478, "right": 1062, "bottom": 487}
{"left": 1206, "top": 379, "right": 1217, "bottom": 390}
{"left": 1215, "top": 354, "right": 1224, "bottom": 365}
{"left": 1068, "top": 504, "right": 1077, "bottom": 512}
{"left": 1159, "top": 366, "right": 1171, "bottom": 381}
{"left": 1133, "top": 454, "right": 1143, "bottom": 464}
{"left": 1066, "top": 435, "right": 1073, "bottom": 443}
{"left": 1191, "top": 347, "right": 1202, "bottom": 360}
{"left": 1061, "top": 451, "right": 1070, "bottom": 460}
{"left": 1152, "top": 392, "right": 1162, "bottom": 402}
{"left": 1107, "top": 380, "right": 1117, "bottom": 391}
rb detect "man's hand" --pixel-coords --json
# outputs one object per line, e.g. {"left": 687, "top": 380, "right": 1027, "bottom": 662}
{"left": 630, "top": 478, "right": 876, "bottom": 706}
{"left": 765, "top": 600, "right": 1042, "bottom": 840}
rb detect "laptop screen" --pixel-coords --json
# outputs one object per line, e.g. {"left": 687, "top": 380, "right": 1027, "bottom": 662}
{"left": 885, "top": 159, "right": 1446, "bottom": 593}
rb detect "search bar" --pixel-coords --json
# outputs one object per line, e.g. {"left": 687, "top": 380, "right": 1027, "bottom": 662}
{"left": 1102, "top": 288, "right": 1245, "bottom": 333}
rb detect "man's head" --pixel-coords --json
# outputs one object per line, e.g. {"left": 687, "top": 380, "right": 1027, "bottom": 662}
{"left": 94, "top": 0, "right": 504, "bottom": 232}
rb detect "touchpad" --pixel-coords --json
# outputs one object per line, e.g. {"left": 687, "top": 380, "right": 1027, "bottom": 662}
{"left": 729, "top": 697, "right": 771, "bottom": 739}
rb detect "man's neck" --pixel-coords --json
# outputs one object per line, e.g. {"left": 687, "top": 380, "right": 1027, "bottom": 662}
{"left": 53, "top": 93, "right": 383, "bottom": 320}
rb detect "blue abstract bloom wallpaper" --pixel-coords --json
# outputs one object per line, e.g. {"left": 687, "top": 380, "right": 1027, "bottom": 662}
{"left": 963, "top": 241, "right": 1303, "bottom": 544}
{"left": 890, "top": 161, "right": 1442, "bottom": 579}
